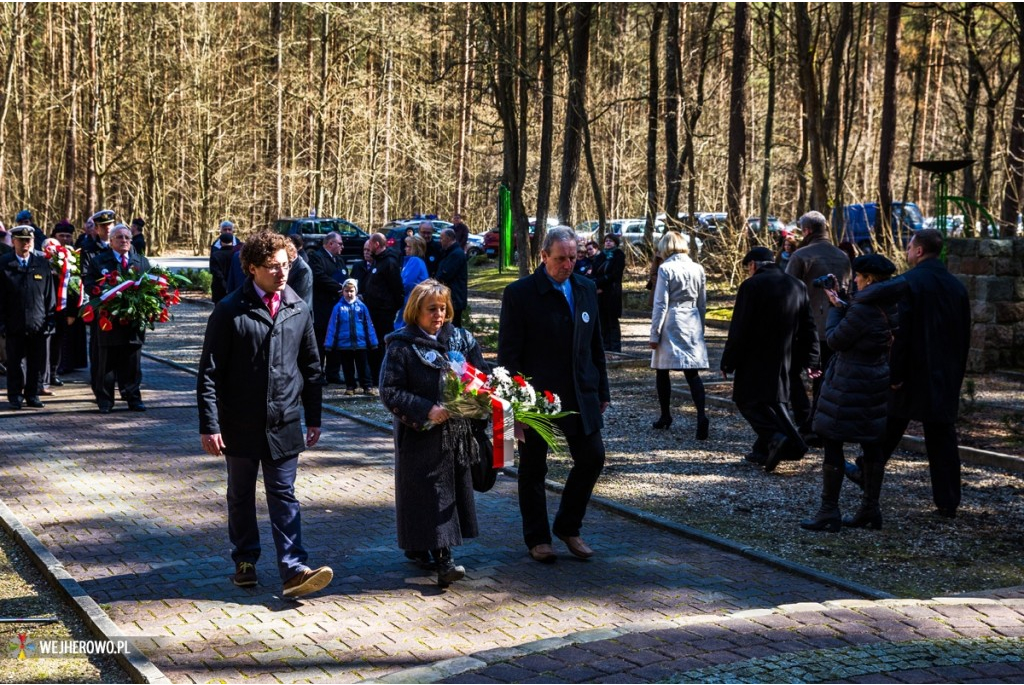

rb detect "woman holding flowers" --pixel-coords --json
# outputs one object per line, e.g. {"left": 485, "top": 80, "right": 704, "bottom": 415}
{"left": 379, "top": 279, "right": 484, "bottom": 588}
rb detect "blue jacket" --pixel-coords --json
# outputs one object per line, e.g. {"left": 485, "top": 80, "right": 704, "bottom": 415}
{"left": 326, "top": 297, "right": 378, "bottom": 351}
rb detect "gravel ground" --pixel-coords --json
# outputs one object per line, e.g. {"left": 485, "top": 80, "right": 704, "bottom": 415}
{"left": 149, "top": 297, "right": 1024, "bottom": 599}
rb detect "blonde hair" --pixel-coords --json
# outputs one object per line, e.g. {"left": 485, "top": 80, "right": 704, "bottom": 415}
{"left": 402, "top": 279, "right": 454, "bottom": 327}
{"left": 405, "top": 234, "right": 426, "bottom": 258}
{"left": 658, "top": 230, "right": 690, "bottom": 259}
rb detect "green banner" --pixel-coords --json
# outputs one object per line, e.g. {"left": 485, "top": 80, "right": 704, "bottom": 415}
{"left": 499, "top": 185, "right": 513, "bottom": 272}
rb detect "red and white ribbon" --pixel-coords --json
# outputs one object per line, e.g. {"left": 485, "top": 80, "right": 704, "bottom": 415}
{"left": 490, "top": 395, "right": 514, "bottom": 468}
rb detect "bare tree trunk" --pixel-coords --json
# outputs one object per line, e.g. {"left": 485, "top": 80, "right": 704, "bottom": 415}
{"left": 961, "top": 4, "right": 981, "bottom": 221}
{"left": 681, "top": 4, "right": 718, "bottom": 225}
{"left": 663, "top": 3, "right": 681, "bottom": 223}
{"left": 455, "top": 2, "right": 473, "bottom": 215}
{"left": 795, "top": 3, "right": 828, "bottom": 213}
{"left": 557, "top": 3, "right": 593, "bottom": 225}
{"left": 758, "top": 3, "right": 778, "bottom": 239}
{"left": 515, "top": 3, "right": 530, "bottom": 275}
{"left": 999, "top": 4, "right": 1024, "bottom": 236}
{"left": 62, "top": 5, "right": 78, "bottom": 220}
{"left": 534, "top": 2, "right": 555, "bottom": 263}
{"left": 725, "top": 3, "right": 749, "bottom": 234}
{"left": 312, "top": 8, "right": 328, "bottom": 213}
{"left": 86, "top": 3, "right": 99, "bottom": 210}
{"left": 877, "top": 3, "right": 902, "bottom": 245}
{"left": 644, "top": 4, "right": 663, "bottom": 245}
{"left": 272, "top": 2, "right": 283, "bottom": 214}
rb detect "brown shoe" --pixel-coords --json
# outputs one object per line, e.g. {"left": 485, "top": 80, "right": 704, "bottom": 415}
{"left": 528, "top": 544, "right": 556, "bottom": 564}
{"left": 556, "top": 534, "right": 594, "bottom": 559}
{"left": 282, "top": 566, "right": 333, "bottom": 598}
{"left": 231, "top": 561, "right": 258, "bottom": 587}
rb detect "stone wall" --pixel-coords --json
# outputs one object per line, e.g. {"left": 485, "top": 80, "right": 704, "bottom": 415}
{"left": 946, "top": 238, "right": 1024, "bottom": 372}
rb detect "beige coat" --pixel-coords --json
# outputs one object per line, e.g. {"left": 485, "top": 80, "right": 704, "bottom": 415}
{"left": 649, "top": 253, "right": 708, "bottom": 370}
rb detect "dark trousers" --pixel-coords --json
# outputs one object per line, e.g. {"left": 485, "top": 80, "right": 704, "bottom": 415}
{"left": 368, "top": 308, "right": 397, "bottom": 385}
{"left": 94, "top": 343, "right": 143, "bottom": 408}
{"left": 737, "top": 400, "right": 806, "bottom": 458}
{"left": 5, "top": 332, "right": 47, "bottom": 401}
{"left": 517, "top": 427, "right": 606, "bottom": 549}
{"left": 822, "top": 438, "right": 882, "bottom": 468}
{"left": 315, "top": 324, "right": 341, "bottom": 381}
{"left": 452, "top": 308, "right": 464, "bottom": 329}
{"left": 225, "top": 454, "right": 307, "bottom": 582}
{"left": 599, "top": 308, "right": 621, "bottom": 352}
{"left": 337, "top": 349, "right": 372, "bottom": 390}
{"left": 881, "top": 415, "right": 961, "bottom": 512}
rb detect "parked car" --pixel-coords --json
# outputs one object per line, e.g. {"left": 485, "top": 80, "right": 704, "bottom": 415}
{"left": 834, "top": 201, "right": 924, "bottom": 251}
{"left": 746, "top": 216, "right": 788, "bottom": 235}
{"left": 482, "top": 217, "right": 557, "bottom": 259}
{"left": 382, "top": 217, "right": 453, "bottom": 251}
{"left": 465, "top": 232, "right": 484, "bottom": 257}
{"left": 273, "top": 216, "right": 368, "bottom": 260}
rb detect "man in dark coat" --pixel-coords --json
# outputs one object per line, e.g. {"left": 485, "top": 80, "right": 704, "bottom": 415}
{"left": 418, "top": 222, "right": 443, "bottom": 277}
{"left": 721, "top": 246, "right": 819, "bottom": 473}
{"left": 209, "top": 221, "right": 239, "bottom": 303}
{"left": 130, "top": 218, "right": 147, "bottom": 256}
{"left": 83, "top": 224, "right": 151, "bottom": 413}
{"left": 874, "top": 229, "right": 971, "bottom": 518}
{"left": 285, "top": 235, "right": 313, "bottom": 310}
{"left": 498, "top": 226, "right": 611, "bottom": 564}
{"left": 450, "top": 213, "right": 470, "bottom": 251}
{"left": 0, "top": 225, "right": 55, "bottom": 409}
{"left": 435, "top": 228, "right": 468, "bottom": 327}
{"left": 363, "top": 232, "right": 404, "bottom": 383}
{"left": 307, "top": 232, "right": 348, "bottom": 383}
{"left": 197, "top": 230, "right": 332, "bottom": 598}
{"left": 786, "top": 211, "right": 852, "bottom": 435}
{"left": 590, "top": 233, "right": 626, "bottom": 352}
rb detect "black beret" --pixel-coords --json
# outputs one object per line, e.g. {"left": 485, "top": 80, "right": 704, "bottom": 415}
{"left": 742, "top": 246, "right": 775, "bottom": 265}
{"left": 852, "top": 253, "right": 897, "bottom": 277}
{"left": 131, "top": 217, "right": 146, "bottom": 228}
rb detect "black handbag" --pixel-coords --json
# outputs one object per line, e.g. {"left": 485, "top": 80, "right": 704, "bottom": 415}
{"left": 470, "top": 421, "right": 498, "bottom": 493}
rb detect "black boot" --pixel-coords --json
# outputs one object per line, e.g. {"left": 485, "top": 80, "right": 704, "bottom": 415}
{"left": 800, "top": 464, "right": 844, "bottom": 532}
{"left": 433, "top": 548, "right": 465, "bottom": 588}
{"left": 653, "top": 370, "right": 673, "bottom": 429}
{"left": 843, "top": 462, "right": 885, "bottom": 529}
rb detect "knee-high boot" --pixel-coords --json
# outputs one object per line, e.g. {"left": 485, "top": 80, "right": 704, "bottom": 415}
{"left": 843, "top": 462, "right": 885, "bottom": 529}
{"left": 800, "top": 464, "right": 844, "bottom": 532}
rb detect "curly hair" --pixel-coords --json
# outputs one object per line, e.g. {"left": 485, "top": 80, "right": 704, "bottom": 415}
{"left": 240, "top": 231, "right": 296, "bottom": 274}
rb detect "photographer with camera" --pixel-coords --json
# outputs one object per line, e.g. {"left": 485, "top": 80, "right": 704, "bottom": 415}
{"left": 800, "top": 254, "right": 899, "bottom": 532}
{"left": 786, "top": 212, "right": 853, "bottom": 440}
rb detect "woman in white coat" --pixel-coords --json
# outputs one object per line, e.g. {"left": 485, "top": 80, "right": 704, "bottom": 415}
{"left": 649, "top": 231, "right": 710, "bottom": 439}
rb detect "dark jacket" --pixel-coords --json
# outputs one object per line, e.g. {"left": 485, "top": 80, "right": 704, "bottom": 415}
{"left": 131, "top": 233, "right": 147, "bottom": 257}
{"left": 379, "top": 323, "right": 480, "bottom": 551}
{"left": 786, "top": 235, "right": 853, "bottom": 341}
{"left": 325, "top": 297, "right": 378, "bottom": 351}
{"left": 435, "top": 244, "right": 468, "bottom": 311}
{"left": 307, "top": 246, "right": 348, "bottom": 335}
{"left": 0, "top": 252, "right": 55, "bottom": 336}
{"left": 861, "top": 257, "right": 971, "bottom": 423}
{"left": 498, "top": 266, "right": 610, "bottom": 436}
{"left": 591, "top": 248, "right": 626, "bottom": 318}
{"left": 362, "top": 247, "right": 404, "bottom": 314}
{"left": 209, "top": 239, "right": 238, "bottom": 303}
{"left": 286, "top": 254, "right": 313, "bottom": 310}
{"left": 721, "top": 263, "right": 819, "bottom": 404}
{"left": 812, "top": 284, "right": 899, "bottom": 442}
{"left": 196, "top": 279, "right": 323, "bottom": 460}
{"left": 83, "top": 249, "right": 152, "bottom": 347}
{"left": 424, "top": 239, "right": 443, "bottom": 277}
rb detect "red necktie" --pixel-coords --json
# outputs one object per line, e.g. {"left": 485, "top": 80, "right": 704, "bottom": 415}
{"left": 263, "top": 293, "right": 279, "bottom": 318}
{"left": 121, "top": 255, "right": 129, "bottom": 270}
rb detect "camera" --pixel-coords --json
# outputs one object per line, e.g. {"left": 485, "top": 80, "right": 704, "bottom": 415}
{"left": 812, "top": 274, "right": 837, "bottom": 290}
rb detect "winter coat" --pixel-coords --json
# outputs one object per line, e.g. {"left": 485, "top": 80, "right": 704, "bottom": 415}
{"left": 0, "top": 252, "right": 55, "bottom": 336}
{"left": 498, "top": 266, "right": 610, "bottom": 437}
{"left": 209, "top": 240, "right": 238, "bottom": 303}
{"left": 197, "top": 279, "right": 323, "bottom": 460}
{"left": 591, "top": 248, "right": 625, "bottom": 318}
{"left": 859, "top": 257, "right": 971, "bottom": 423}
{"left": 721, "top": 263, "right": 819, "bottom": 404}
{"left": 379, "top": 323, "right": 480, "bottom": 551}
{"left": 308, "top": 246, "right": 348, "bottom": 337}
{"left": 394, "top": 256, "right": 429, "bottom": 329}
{"left": 286, "top": 254, "right": 313, "bottom": 310}
{"left": 435, "top": 244, "right": 468, "bottom": 312}
{"left": 325, "top": 297, "right": 378, "bottom": 351}
{"left": 83, "top": 249, "right": 152, "bottom": 347}
{"left": 812, "top": 284, "right": 899, "bottom": 442}
{"left": 649, "top": 253, "right": 708, "bottom": 370}
{"left": 786, "top": 236, "right": 853, "bottom": 341}
{"left": 362, "top": 247, "right": 404, "bottom": 314}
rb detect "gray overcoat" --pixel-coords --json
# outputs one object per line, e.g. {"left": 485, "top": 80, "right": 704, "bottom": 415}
{"left": 649, "top": 253, "right": 709, "bottom": 370}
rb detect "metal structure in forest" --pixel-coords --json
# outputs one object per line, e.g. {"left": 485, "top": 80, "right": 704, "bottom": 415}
{"left": 911, "top": 159, "right": 998, "bottom": 237}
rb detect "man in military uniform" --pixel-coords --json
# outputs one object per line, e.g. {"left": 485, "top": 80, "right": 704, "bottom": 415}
{"left": 0, "top": 226, "right": 55, "bottom": 409}
{"left": 83, "top": 223, "right": 151, "bottom": 413}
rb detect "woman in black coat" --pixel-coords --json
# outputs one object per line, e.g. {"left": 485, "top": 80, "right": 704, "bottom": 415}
{"left": 800, "top": 254, "right": 899, "bottom": 533}
{"left": 379, "top": 279, "right": 483, "bottom": 588}
{"left": 590, "top": 234, "right": 626, "bottom": 352}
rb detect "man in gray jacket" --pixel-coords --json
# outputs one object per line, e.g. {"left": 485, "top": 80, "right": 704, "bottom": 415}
{"left": 786, "top": 211, "right": 852, "bottom": 436}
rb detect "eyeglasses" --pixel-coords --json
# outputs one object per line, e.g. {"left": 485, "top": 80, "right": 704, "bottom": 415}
{"left": 260, "top": 262, "right": 291, "bottom": 273}
{"left": 111, "top": 235, "right": 132, "bottom": 241}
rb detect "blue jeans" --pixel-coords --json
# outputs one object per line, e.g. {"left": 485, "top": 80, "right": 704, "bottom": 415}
{"left": 225, "top": 454, "right": 308, "bottom": 581}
